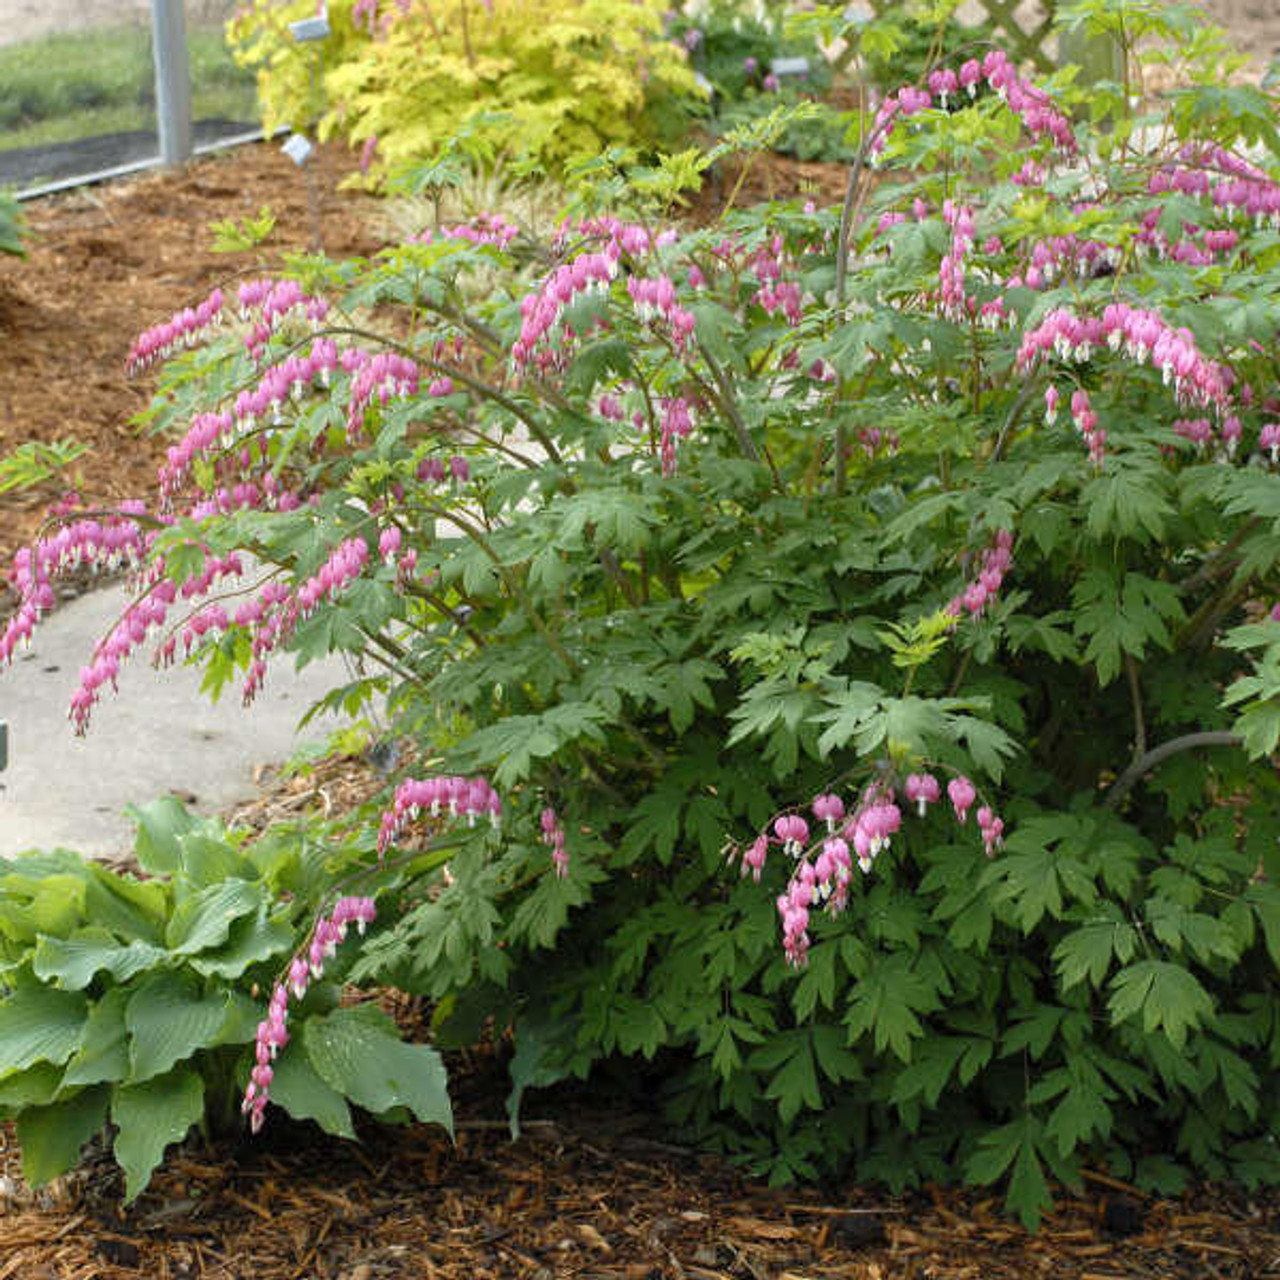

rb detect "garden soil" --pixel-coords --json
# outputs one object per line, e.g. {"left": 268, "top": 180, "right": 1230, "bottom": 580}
{"left": 0, "top": 124, "right": 1278, "bottom": 1280}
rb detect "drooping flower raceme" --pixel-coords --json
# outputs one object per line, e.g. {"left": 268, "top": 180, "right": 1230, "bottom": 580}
{"left": 744, "top": 773, "right": 999, "bottom": 966}
{"left": 541, "top": 806, "right": 569, "bottom": 877}
{"left": 242, "top": 895, "right": 376, "bottom": 1134}
{"left": 377, "top": 774, "right": 503, "bottom": 854}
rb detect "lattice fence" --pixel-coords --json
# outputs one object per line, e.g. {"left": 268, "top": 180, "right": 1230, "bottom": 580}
{"left": 864, "top": 1, "right": 1059, "bottom": 73}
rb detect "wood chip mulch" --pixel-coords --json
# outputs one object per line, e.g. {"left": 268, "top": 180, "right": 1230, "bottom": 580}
{"left": 0, "top": 1071, "right": 1277, "bottom": 1280}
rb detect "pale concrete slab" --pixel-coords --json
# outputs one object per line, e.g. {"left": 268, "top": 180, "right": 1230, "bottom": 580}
{"left": 0, "top": 582, "right": 355, "bottom": 859}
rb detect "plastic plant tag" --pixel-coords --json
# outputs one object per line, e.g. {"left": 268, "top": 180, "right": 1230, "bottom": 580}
{"left": 769, "top": 56, "right": 811, "bottom": 79}
{"left": 282, "top": 135, "right": 315, "bottom": 167}
{"left": 289, "top": 12, "right": 331, "bottom": 41}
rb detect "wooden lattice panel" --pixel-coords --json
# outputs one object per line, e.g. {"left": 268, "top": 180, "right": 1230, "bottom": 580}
{"left": 859, "top": 1, "right": 1058, "bottom": 74}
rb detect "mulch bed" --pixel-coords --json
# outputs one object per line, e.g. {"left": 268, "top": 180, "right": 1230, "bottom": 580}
{"left": 1, "top": 137, "right": 1279, "bottom": 1280}
{"left": 0, "top": 138, "right": 384, "bottom": 580}
{"left": 1, "top": 1074, "right": 1277, "bottom": 1280}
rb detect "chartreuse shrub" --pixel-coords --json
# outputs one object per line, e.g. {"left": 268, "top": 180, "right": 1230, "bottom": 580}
{"left": 227, "top": 0, "right": 698, "bottom": 180}
{"left": 4, "top": 0, "right": 1280, "bottom": 1227}
{"left": 0, "top": 799, "right": 450, "bottom": 1201}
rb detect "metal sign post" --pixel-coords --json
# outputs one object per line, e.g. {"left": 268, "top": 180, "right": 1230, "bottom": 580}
{"left": 151, "top": 0, "right": 193, "bottom": 167}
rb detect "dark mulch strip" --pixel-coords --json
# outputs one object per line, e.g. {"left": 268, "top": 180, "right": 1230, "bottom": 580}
{"left": 2, "top": 1048, "right": 1277, "bottom": 1280}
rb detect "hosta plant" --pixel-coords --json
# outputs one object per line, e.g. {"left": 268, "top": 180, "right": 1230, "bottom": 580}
{"left": 4, "top": 0, "right": 1280, "bottom": 1227}
{"left": 0, "top": 799, "right": 451, "bottom": 1201}
{"left": 227, "top": 0, "right": 699, "bottom": 181}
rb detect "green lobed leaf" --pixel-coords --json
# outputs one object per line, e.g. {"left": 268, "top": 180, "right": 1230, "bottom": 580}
{"left": 1107, "top": 961, "right": 1215, "bottom": 1050}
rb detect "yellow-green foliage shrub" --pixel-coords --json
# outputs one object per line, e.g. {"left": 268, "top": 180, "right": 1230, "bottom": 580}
{"left": 227, "top": 0, "right": 698, "bottom": 178}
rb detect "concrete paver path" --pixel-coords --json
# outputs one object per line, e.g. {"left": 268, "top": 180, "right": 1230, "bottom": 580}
{"left": 0, "top": 582, "right": 353, "bottom": 859}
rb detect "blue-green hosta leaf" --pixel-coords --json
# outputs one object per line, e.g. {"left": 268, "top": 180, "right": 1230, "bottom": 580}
{"left": 303, "top": 1003, "right": 452, "bottom": 1134}
{"left": 126, "top": 795, "right": 202, "bottom": 875}
{"left": 187, "top": 906, "right": 295, "bottom": 980}
{"left": 125, "top": 974, "right": 235, "bottom": 1083}
{"left": 16, "top": 1086, "right": 109, "bottom": 1188}
{"left": 32, "top": 928, "right": 166, "bottom": 991}
{"left": 0, "top": 988, "right": 88, "bottom": 1076}
{"left": 0, "top": 872, "right": 88, "bottom": 942}
{"left": 83, "top": 865, "right": 168, "bottom": 944}
{"left": 0, "top": 1062, "right": 64, "bottom": 1109}
{"left": 112, "top": 1068, "right": 204, "bottom": 1203}
{"left": 63, "top": 988, "right": 129, "bottom": 1088}
{"left": 267, "top": 1038, "right": 355, "bottom": 1139}
{"left": 177, "top": 829, "right": 259, "bottom": 890}
{"left": 165, "top": 879, "right": 264, "bottom": 954}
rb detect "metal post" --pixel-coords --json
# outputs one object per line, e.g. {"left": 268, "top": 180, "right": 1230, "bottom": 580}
{"left": 151, "top": 0, "right": 193, "bottom": 167}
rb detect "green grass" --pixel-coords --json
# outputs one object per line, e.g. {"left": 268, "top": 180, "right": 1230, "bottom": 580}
{"left": 0, "top": 21, "right": 259, "bottom": 152}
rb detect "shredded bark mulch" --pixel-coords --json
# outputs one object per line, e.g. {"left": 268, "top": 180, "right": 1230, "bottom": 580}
{"left": 0, "top": 138, "right": 384, "bottom": 582}
{"left": 1, "top": 1072, "right": 1277, "bottom": 1280}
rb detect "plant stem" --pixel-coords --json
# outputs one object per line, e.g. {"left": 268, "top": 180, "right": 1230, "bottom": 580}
{"left": 1103, "top": 730, "right": 1244, "bottom": 809}
{"left": 1124, "top": 653, "right": 1146, "bottom": 766}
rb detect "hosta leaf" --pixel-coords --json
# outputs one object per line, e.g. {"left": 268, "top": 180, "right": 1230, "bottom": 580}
{"left": 63, "top": 988, "right": 130, "bottom": 1088}
{"left": 268, "top": 1039, "right": 355, "bottom": 1139}
{"left": 32, "top": 928, "right": 166, "bottom": 991}
{"left": 112, "top": 1068, "right": 204, "bottom": 1203}
{"left": 0, "top": 872, "right": 88, "bottom": 941}
{"left": 0, "top": 1062, "right": 64, "bottom": 1108}
{"left": 165, "top": 880, "right": 263, "bottom": 955}
{"left": 178, "top": 830, "right": 258, "bottom": 890}
{"left": 188, "top": 906, "right": 295, "bottom": 979}
{"left": 126, "top": 796, "right": 201, "bottom": 875}
{"left": 0, "top": 988, "right": 88, "bottom": 1076}
{"left": 125, "top": 974, "right": 233, "bottom": 1082}
{"left": 83, "top": 866, "right": 168, "bottom": 944}
{"left": 303, "top": 1003, "right": 452, "bottom": 1133}
{"left": 16, "top": 1086, "right": 109, "bottom": 1188}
